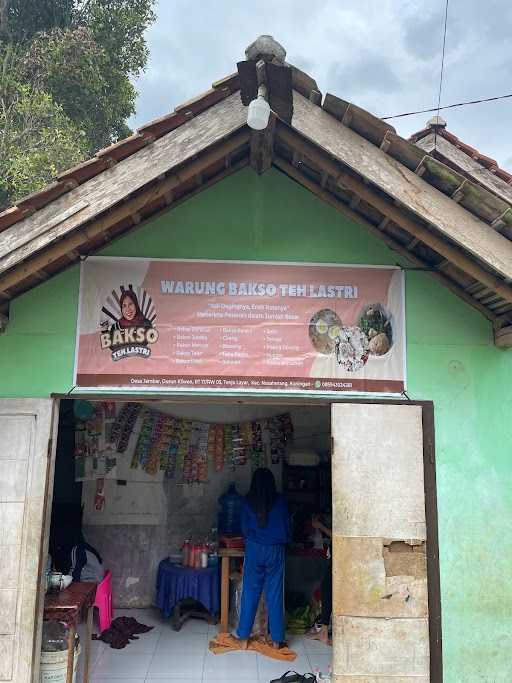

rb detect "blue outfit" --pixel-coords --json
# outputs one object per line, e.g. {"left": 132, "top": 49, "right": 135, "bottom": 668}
{"left": 237, "top": 495, "right": 290, "bottom": 642}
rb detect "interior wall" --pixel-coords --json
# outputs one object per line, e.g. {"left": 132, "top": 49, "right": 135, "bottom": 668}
{"left": 81, "top": 402, "right": 330, "bottom": 606}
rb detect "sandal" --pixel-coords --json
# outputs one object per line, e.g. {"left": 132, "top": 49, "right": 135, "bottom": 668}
{"left": 270, "top": 672, "right": 303, "bottom": 683}
{"left": 270, "top": 674, "right": 318, "bottom": 683}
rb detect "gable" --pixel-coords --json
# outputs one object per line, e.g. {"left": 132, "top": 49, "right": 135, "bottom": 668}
{"left": 0, "top": 67, "right": 512, "bottom": 345}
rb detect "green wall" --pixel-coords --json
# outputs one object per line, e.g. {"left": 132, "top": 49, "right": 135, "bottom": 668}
{"left": 1, "top": 168, "right": 511, "bottom": 680}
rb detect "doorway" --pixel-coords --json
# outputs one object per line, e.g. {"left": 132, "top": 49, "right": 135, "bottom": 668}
{"left": 0, "top": 396, "right": 440, "bottom": 683}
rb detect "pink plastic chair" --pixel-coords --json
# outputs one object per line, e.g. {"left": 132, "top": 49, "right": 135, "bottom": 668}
{"left": 94, "top": 570, "right": 114, "bottom": 633}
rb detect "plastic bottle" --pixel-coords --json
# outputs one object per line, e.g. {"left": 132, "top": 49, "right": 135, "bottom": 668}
{"left": 182, "top": 540, "right": 190, "bottom": 567}
{"left": 200, "top": 545, "right": 208, "bottom": 569}
{"left": 209, "top": 526, "right": 219, "bottom": 552}
{"left": 195, "top": 545, "right": 202, "bottom": 569}
{"left": 188, "top": 543, "right": 196, "bottom": 568}
{"left": 218, "top": 483, "right": 243, "bottom": 534}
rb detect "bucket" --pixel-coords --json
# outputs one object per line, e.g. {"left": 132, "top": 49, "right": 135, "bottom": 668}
{"left": 40, "top": 644, "right": 81, "bottom": 683}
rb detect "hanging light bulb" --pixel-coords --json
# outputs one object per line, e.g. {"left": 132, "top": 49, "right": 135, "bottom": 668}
{"left": 247, "top": 86, "right": 271, "bottom": 131}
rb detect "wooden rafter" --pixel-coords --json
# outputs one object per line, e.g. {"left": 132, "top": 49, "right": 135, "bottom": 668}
{"left": 274, "top": 156, "right": 501, "bottom": 324}
{"left": 276, "top": 125, "right": 512, "bottom": 307}
{"left": 250, "top": 113, "right": 276, "bottom": 175}
{"left": 0, "top": 132, "right": 250, "bottom": 297}
{"left": 0, "top": 93, "right": 248, "bottom": 278}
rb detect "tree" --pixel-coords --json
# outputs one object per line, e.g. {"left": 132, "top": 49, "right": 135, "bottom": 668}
{"left": 0, "top": 0, "right": 74, "bottom": 43}
{"left": 0, "top": 0, "right": 155, "bottom": 209}
{"left": 0, "top": 46, "right": 87, "bottom": 208}
{"left": 23, "top": 26, "right": 136, "bottom": 153}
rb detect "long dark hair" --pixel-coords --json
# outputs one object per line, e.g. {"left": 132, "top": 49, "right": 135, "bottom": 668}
{"left": 119, "top": 290, "right": 147, "bottom": 328}
{"left": 246, "top": 468, "right": 278, "bottom": 529}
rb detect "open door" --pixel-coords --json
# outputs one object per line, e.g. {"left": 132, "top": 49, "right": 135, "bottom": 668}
{"left": 331, "top": 403, "right": 438, "bottom": 683}
{"left": 0, "top": 399, "right": 58, "bottom": 683}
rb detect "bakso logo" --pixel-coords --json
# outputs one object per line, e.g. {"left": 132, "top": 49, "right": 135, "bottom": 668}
{"left": 100, "top": 285, "right": 159, "bottom": 361}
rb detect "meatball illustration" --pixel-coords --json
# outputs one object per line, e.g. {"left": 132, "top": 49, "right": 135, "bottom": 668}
{"left": 309, "top": 309, "right": 343, "bottom": 355}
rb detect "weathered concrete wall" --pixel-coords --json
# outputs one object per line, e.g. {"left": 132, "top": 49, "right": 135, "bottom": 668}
{"left": 331, "top": 404, "right": 429, "bottom": 682}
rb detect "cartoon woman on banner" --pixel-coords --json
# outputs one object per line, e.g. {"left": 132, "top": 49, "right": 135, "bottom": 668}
{"left": 115, "top": 289, "right": 152, "bottom": 330}
{"left": 101, "top": 285, "right": 155, "bottom": 331}
{"left": 100, "top": 284, "right": 159, "bottom": 360}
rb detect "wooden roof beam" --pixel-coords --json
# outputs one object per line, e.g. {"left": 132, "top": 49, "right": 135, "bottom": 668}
{"left": 0, "top": 131, "right": 250, "bottom": 296}
{"left": 276, "top": 126, "right": 512, "bottom": 306}
{"left": 274, "top": 155, "right": 502, "bottom": 324}
{"left": 250, "top": 112, "right": 276, "bottom": 174}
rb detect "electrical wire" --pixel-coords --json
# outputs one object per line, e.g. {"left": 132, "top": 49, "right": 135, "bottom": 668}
{"left": 434, "top": 0, "right": 450, "bottom": 150}
{"left": 381, "top": 92, "right": 512, "bottom": 121}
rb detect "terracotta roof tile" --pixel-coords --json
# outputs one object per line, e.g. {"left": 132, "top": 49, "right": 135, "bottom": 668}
{"left": 174, "top": 86, "right": 230, "bottom": 115}
{"left": 136, "top": 110, "right": 192, "bottom": 139}
{"left": 410, "top": 127, "right": 512, "bottom": 185}
{"left": 15, "top": 180, "right": 77, "bottom": 211}
{"left": 0, "top": 206, "right": 31, "bottom": 233}
{"left": 95, "top": 132, "right": 154, "bottom": 161}
{"left": 56, "top": 157, "right": 115, "bottom": 185}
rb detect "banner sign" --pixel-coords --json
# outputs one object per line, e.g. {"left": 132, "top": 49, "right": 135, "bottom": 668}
{"left": 75, "top": 258, "right": 406, "bottom": 394}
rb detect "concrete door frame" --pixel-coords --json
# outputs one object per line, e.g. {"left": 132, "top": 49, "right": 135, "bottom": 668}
{"left": 0, "top": 398, "right": 59, "bottom": 683}
{"left": 47, "top": 394, "right": 441, "bottom": 681}
{"left": 330, "top": 399, "right": 441, "bottom": 682}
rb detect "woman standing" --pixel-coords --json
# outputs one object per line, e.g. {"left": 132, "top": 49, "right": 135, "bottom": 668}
{"left": 237, "top": 468, "right": 290, "bottom": 648}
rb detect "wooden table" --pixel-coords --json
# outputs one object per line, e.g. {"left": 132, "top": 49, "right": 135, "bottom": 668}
{"left": 218, "top": 548, "right": 244, "bottom": 633}
{"left": 44, "top": 582, "right": 97, "bottom": 683}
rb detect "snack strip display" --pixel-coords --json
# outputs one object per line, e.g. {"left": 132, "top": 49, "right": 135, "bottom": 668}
{"left": 250, "top": 421, "right": 266, "bottom": 471}
{"left": 73, "top": 402, "right": 118, "bottom": 489}
{"left": 76, "top": 401, "right": 294, "bottom": 484}
{"left": 112, "top": 402, "right": 143, "bottom": 452}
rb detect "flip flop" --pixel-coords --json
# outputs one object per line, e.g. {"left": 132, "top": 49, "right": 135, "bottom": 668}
{"left": 270, "top": 672, "right": 303, "bottom": 683}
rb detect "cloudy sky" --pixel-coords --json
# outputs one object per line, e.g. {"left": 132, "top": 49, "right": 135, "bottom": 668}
{"left": 130, "top": 0, "right": 512, "bottom": 169}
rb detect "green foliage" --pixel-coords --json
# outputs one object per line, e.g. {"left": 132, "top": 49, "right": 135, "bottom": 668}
{"left": 0, "top": 47, "right": 86, "bottom": 208}
{"left": 0, "top": 0, "right": 74, "bottom": 43}
{"left": 0, "top": 0, "right": 155, "bottom": 209}
{"left": 23, "top": 26, "right": 137, "bottom": 153}
{"left": 77, "top": 0, "right": 155, "bottom": 76}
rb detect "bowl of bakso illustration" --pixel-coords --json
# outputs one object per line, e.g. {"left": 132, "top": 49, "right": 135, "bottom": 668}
{"left": 309, "top": 309, "right": 343, "bottom": 355}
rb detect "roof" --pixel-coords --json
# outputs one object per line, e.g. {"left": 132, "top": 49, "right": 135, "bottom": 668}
{"left": 1, "top": 51, "right": 512, "bottom": 345}
{"left": 411, "top": 123, "right": 512, "bottom": 183}
{"left": 410, "top": 123, "right": 512, "bottom": 211}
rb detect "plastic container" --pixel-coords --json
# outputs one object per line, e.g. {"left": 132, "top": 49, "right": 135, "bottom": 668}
{"left": 40, "top": 644, "right": 81, "bottom": 683}
{"left": 207, "top": 552, "right": 219, "bottom": 567}
{"left": 218, "top": 483, "right": 243, "bottom": 534}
